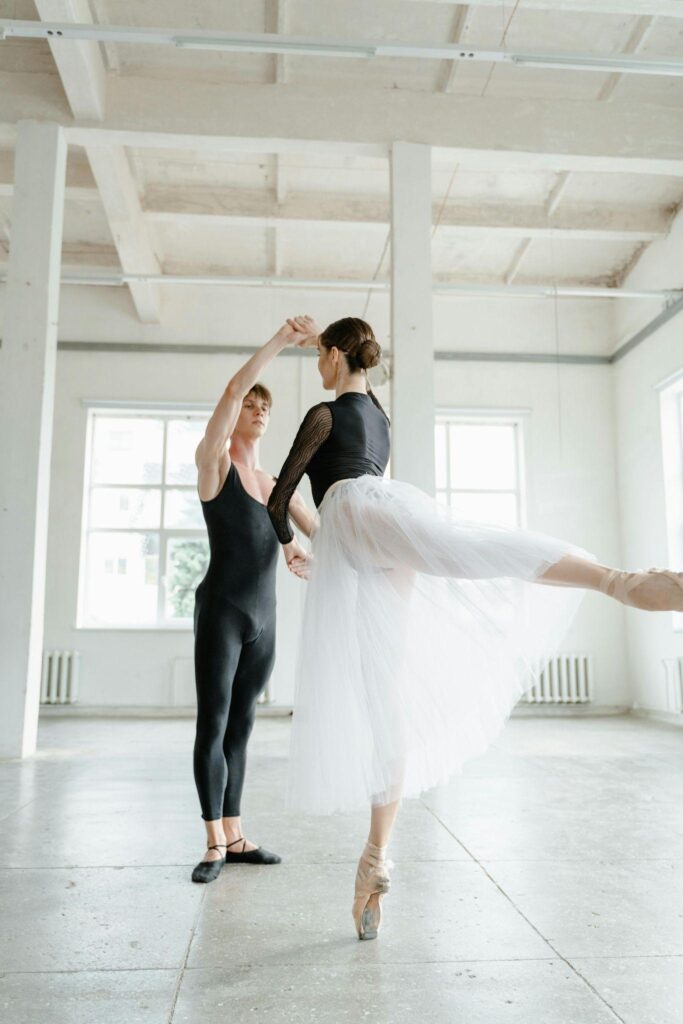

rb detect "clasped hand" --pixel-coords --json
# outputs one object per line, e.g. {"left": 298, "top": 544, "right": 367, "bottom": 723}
{"left": 283, "top": 538, "right": 313, "bottom": 580}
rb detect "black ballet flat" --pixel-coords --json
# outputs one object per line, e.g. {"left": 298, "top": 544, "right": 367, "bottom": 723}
{"left": 191, "top": 844, "right": 228, "bottom": 883}
{"left": 224, "top": 837, "right": 282, "bottom": 865}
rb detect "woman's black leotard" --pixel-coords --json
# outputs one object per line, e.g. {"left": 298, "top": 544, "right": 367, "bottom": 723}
{"left": 193, "top": 463, "right": 279, "bottom": 821}
{"left": 267, "top": 391, "right": 390, "bottom": 544}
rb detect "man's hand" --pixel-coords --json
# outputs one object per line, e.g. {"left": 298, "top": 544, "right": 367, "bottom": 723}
{"left": 286, "top": 315, "right": 323, "bottom": 349}
{"left": 282, "top": 538, "right": 313, "bottom": 580}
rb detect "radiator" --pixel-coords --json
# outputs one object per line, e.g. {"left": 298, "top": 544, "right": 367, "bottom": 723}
{"left": 663, "top": 657, "right": 683, "bottom": 714}
{"left": 41, "top": 650, "right": 80, "bottom": 704}
{"left": 521, "top": 653, "right": 593, "bottom": 704}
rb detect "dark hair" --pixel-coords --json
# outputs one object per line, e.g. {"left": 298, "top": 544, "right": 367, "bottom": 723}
{"left": 319, "top": 317, "right": 389, "bottom": 423}
{"left": 319, "top": 317, "right": 382, "bottom": 372}
{"left": 247, "top": 383, "right": 273, "bottom": 409}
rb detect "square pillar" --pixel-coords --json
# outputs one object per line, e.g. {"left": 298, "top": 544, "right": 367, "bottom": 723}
{"left": 390, "top": 141, "right": 435, "bottom": 494}
{"left": 0, "top": 122, "right": 67, "bottom": 757}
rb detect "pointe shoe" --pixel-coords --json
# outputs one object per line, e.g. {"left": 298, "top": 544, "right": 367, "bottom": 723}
{"left": 599, "top": 567, "right": 683, "bottom": 612}
{"left": 352, "top": 842, "right": 393, "bottom": 941}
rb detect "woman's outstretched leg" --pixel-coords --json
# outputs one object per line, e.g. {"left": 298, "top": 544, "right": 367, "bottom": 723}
{"left": 537, "top": 555, "right": 683, "bottom": 611}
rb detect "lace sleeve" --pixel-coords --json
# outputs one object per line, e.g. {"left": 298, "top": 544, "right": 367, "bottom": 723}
{"left": 267, "top": 403, "right": 333, "bottom": 544}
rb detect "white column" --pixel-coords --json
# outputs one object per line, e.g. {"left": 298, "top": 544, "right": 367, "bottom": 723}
{"left": 0, "top": 122, "right": 67, "bottom": 758}
{"left": 390, "top": 142, "right": 435, "bottom": 493}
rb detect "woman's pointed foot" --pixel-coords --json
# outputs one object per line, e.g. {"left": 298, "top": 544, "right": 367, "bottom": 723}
{"left": 191, "top": 844, "right": 228, "bottom": 884}
{"left": 352, "top": 841, "right": 392, "bottom": 940}
{"left": 600, "top": 568, "right": 683, "bottom": 611}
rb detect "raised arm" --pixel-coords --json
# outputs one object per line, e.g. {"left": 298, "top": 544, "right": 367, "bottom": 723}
{"left": 267, "top": 403, "right": 333, "bottom": 545}
{"left": 195, "top": 321, "right": 306, "bottom": 501}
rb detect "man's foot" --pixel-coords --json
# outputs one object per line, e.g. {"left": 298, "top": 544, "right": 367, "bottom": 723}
{"left": 191, "top": 844, "right": 228, "bottom": 884}
{"left": 224, "top": 836, "right": 282, "bottom": 865}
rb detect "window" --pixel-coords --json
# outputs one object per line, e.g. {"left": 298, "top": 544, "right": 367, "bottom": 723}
{"left": 435, "top": 412, "right": 525, "bottom": 528}
{"left": 659, "top": 373, "right": 683, "bottom": 632}
{"left": 78, "top": 407, "right": 210, "bottom": 629}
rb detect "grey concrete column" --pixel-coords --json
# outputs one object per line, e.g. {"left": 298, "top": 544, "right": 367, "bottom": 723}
{"left": 390, "top": 141, "right": 435, "bottom": 493}
{"left": 0, "top": 122, "right": 67, "bottom": 758}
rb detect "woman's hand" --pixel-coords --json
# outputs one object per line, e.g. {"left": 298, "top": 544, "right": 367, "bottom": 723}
{"left": 286, "top": 315, "right": 322, "bottom": 349}
{"left": 283, "top": 538, "right": 313, "bottom": 580}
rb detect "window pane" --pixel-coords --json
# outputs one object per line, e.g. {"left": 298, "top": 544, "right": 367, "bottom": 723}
{"left": 449, "top": 424, "right": 517, "bottom": 490}
{"left": 166, "top": 419, "right": 207, "bottom": 484}
{"left": 164, "top": 489, "right": 204, "bottom": 529}
{"left": 90, "top": 488, "right": 161, "bottom": 529}
{"left": 91, "top": 417, "right": 163, "bottom": 484}
{"left": 84, "top": 532, "right": 159, "bottom": 625}
{"left": 450, "top": 491, "right": 519, "bottom": 527}
{"left": 435, "top": 423, "right": 448, "bottom": 491}
{"left": 165, "top": 538, "right": 210, "bottom": 620}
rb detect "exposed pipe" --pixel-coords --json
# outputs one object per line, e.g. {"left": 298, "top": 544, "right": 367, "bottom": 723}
{"left": 0, "top": 270, "right": 678, "bottom": 301}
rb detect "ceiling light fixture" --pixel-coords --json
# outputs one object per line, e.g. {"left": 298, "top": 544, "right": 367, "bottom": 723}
{"left": 1, "top": 20, "right": 682, "bottom": 78}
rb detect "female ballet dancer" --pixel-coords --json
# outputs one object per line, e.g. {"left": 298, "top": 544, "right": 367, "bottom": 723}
{"left": 268, "top": 314, "right": 683, "bottom": 941}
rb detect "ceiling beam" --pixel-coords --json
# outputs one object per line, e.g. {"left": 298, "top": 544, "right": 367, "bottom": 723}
{"left": 403, "top": 0, "right": 683, "bottom": 15}
{"left": 59, "top": 79, "right": 683, "bottom": 173}
{"left": 142, "top": 188, "right": 670, "bottom": 241}
{"left": 1, "top": 265, "right": 677, "bottom": 301}
{"left": 33, "top": 0, "right": 162, "bottom": 323}
{"left": 30, "top": 1, "right": 105, "bottom": 119}
{"left": 597, "top": 15, "right": 655, "bottom": 101}
{"left": 506, "top": 15, "right": 657, "bottom": 283}
{"left": 437, "top": 5, "right": 471, "bottom": 93}
{"left": 3, "top": 75, "right": 683, "bottom": 175}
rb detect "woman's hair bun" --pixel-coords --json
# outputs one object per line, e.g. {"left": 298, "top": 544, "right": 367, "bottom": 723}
{"left": 356, "top": 337, "right": 382, "bottom": 370}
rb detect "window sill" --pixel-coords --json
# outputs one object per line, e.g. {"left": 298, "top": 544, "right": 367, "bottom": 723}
{"left": 76, "top": 625, "right": 194, "bottom": 633}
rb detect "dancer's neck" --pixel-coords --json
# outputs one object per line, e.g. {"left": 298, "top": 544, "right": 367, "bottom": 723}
{"left": 335, "top": 374, "right": 367, "bottom": 399}
{"left": 229, "top": 435, "right": 261, "bottom": 471}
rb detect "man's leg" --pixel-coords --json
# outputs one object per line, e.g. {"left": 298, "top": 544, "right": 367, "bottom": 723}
{"left": 193, "top": 605, "right": 242, "bottom": 860}
{"left": 222, "top": 617, "right": 278, "bottom": 858}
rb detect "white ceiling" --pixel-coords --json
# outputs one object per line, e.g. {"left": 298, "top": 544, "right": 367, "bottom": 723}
{"left": 0, "top": 0, "right": 682, "bottom": 306}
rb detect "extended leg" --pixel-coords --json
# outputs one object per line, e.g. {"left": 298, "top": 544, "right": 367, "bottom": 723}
{"left": 537, "top": 555, "right": 683, "bottom": 611}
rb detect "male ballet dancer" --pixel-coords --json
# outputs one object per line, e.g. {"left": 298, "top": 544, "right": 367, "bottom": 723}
{"left": 191, "top": 320, "right": 313, "bottom": 882}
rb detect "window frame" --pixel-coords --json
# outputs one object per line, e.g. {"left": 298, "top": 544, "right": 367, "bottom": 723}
{"left": 435, "top": 406, "right": 529, "bottom": 529}
{"left": 77, "top": 403, "right": 212, "bottom": 631}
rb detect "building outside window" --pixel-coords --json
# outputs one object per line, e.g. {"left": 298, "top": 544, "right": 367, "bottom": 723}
{"left": 78, "top": 406, "right": 210, "bottom": 629}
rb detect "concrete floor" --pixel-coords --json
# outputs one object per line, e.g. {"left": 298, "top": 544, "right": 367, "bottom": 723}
{"left": 1, "top": 715, "right": 682, "bottom": 1024}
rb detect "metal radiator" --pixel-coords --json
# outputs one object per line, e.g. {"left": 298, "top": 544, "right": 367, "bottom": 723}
{"left": 521, "top": 653, "right": 593, "bottom": 704}
{"left": 41, "top": 650, "right": 80, "bottom": 704}
{"left": 663, "top": 657, "right": 683, "bottom": 714}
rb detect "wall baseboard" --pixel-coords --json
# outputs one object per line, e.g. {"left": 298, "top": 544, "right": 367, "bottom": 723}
{"left": 630, "top": 707, "right": 683, "bottom": 729}
{"left": 511, "top": 704, "right": 629, "bottom": 718}
{"left": 39, "top": 704, "right": 293, "bottom": 719}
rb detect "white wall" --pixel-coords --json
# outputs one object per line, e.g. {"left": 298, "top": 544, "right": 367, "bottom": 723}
{"left": 435, "top": 360, "right": 626, "bottom": 707}
{"left": 611, "top": 207, "right": 683, "bottom": 714}
{"left": 31, "top": 282, "right": 627, "bottom": 710}
{"left": 53, "top": 282, "right": 615, "bottom": 356}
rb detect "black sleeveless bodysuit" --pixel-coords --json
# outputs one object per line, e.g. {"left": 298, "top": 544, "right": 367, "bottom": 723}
{"left": 267, "top": 391, "right": 390, "bottom": 544}
{"left": 193, "top": 462, "right": 279, "bottom": 821}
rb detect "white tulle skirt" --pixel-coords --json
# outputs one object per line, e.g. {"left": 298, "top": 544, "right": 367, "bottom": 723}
{"left": 287, "top": 475, "right": 595, "bottom": 815}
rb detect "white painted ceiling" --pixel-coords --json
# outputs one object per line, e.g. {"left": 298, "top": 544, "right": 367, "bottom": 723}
{"left": 0, "top": 0, "right": 682, "bottom": 298}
